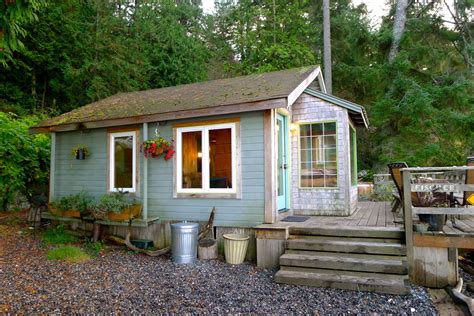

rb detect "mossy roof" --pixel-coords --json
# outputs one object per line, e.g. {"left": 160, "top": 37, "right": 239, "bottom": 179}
{"left": 33, "top": 66, "right": 319, "bottom": 130}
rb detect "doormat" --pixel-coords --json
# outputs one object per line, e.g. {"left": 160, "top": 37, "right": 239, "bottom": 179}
{"left": 281, "top": 216, "right": 310, "bottom": 222}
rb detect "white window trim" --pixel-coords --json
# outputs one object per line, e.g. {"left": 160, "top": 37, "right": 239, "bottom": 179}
{"left": 176, "top": 123, "right": 237, "bottom": 194}
{"left": 109, "top": 131, "right": 137, "bottom": 193}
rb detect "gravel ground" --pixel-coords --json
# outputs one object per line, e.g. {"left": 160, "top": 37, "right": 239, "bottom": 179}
{"left": 0, "top": 223, "right": 438, "bottom": 314}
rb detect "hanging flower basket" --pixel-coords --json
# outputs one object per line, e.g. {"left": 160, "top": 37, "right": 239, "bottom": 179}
{"left": 71, "top": 145, "right": 90, "bottom": 160}
{"left": 142, "top": 135, "right": 175, "bottom": 160}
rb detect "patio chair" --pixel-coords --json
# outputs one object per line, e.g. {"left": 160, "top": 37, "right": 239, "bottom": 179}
{"left": 463, "top": 156, "right": 474, "bottom": 206}
{"left": 387, "top": 162, "right": 409, "bottom": 213}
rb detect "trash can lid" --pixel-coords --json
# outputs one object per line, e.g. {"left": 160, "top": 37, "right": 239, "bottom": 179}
{"left": 171, "top": 221, "right": 199, "bottom": 229}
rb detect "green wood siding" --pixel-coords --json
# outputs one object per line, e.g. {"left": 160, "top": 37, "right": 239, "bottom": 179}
{"left": 52, "top": 112, "right": 265, "bottom": 227}
{"left": 147, "top": 112, "right": 265, "bottom": 227}
{"left": 54, "top": 129, "right": 109, "bottom": 200}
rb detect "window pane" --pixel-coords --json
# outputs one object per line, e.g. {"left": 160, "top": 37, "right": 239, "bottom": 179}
{"left": 323, "top": 135, "right": 337, "bottom": 148}
{"left": 299, "top": 122, "right": 338, "bottom": 188}
{"left": 325, "top": 175, "right": 337, "bottom": 187}
{"left": 114, "top": 136, "right": 133, "bottom": 188}
{"left": 209, "top": 128, "right": 232, "bottom": 189}
{"left": 300, "top": 124, "right": 311, "bottom": 137}
{"left": 182, "top": 131, "right": 202, "bottom": 188}
{"left": 324, "top": 122, "right": 336, "bottom": 134}
{"left": 300, "top": 137, "right": 311, "bottom": 151}
{"left": 311, "top": 123, "right": 323, "bottom": 136}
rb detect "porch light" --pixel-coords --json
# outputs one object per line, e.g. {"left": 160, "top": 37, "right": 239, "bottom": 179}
{"left": 290, "top": 123, "right": 298, "bottom": 134}
{"left": 197, "top": 152, "right": 203, "bottom": 158}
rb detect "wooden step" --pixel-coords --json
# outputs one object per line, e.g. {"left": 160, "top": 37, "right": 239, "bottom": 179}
{"left": 289, "top": 226, "right": 404, "bottom": 239}
{"left": 274, "top": 269, "right": 411, "bottom": 295}
{"left": 286, "top": 239, "right": 406, "bottom": 255}
{"left": 288, "top": 235, "right": 402, "bottom": 244}
{"left": 285, "top": 249, "right": 407, "bottom": 261}
{"left": 280, "top": 253, "right": 408, "bottom": 274}
{"left": 280, "top": 265, "right": 409, "bottom": 280}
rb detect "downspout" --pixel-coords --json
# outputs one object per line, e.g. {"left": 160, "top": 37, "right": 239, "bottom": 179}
{"left": 143, "top": 123, "right": 148, "bottom": 220}
{"left": 49, "top": 132, "right": 56, "bottom": 203}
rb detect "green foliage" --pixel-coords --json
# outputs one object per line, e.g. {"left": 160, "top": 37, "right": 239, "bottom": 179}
{"left": 42, "top": 224, "right": 77, "bottom": 245}
{"left": 94, "top": 192, "right": 133, "bottom": 214}
{"left": 47, "top": 245, "right": 90, "bottom": 263}
{"left": 51, "top": 192, "right": 94, "bottom": 214}
{"left": 0, "top": 0, "right": 46, "bottom": 66}
{"left": 84, "top": 240, "right": 104, "bottom": 258}
{"left": 0, "top": 112, "right": 50, "bottom": 210}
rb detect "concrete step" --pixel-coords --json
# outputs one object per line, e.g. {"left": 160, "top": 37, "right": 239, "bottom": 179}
{"left": 288, "top": 235, "right": 402, "bottom": 244}
{"left": 280, "top": 252, "right": 408, "bottom": 274}
{"left": 274, "top": 269, "right": 411, "bottom": 295}
{"left": 286, "top": 239, "right": 406, "bottom": 256}
{"left": 289, "top": 226, "right": 404, "bottom": 239}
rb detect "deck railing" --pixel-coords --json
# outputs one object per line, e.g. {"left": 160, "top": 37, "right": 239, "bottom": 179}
{"left": 402, "top": 166, "right": 474, "bottom": 282}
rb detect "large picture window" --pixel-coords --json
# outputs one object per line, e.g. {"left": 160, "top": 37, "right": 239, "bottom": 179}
{"left": 299, "top": 122, "right": 337, "bottom": 188}
{"left": 109, "top": 131, "right": 137, "bottom": 193}
{"left": 176, "top": 123, "right": 236, "bottom": 194}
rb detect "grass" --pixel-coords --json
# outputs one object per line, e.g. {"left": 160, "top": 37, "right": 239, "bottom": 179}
{"left": 47, "top": 245, "right": 90, "bottom": 263}
{"left": 42, "top": 224, "right": 77, "bottom": 245}
{"left": 84, "top": 240, "right": 104, "bottom": 257}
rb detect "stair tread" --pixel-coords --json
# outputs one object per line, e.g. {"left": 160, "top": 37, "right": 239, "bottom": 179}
{"left": 281, "top": 252, "right": 406, "bottom": 265}
{"left": 289, "top": 226, "right": 404, "bottom": 239}
{"left": 288, "top": 239, "right": 405, "bottom": 248}
{"left": 288, "top": 235, "right": 402, "bottom": 243}
{"left": 279, "top": 266, "right": 409, "bottom": 280}
{"left": 285, "top": 249, "right": 407, "bottom": 261}
{"left": 275, "top": 269, "right": 410, "bottom": 295}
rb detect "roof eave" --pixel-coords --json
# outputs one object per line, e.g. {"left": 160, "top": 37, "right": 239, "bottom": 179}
{"left": 29, "top": 97, "right": 287, "bottom": 134}
{"left": 303, "top": 88, "right": 369, "bottom": 129}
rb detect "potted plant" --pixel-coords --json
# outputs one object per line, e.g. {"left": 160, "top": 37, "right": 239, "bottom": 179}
{"left": 142, "top": 133, "right": 174, "bottom": 160}
{"left": 49, "top": 192, "right": 94, "bottom": 218}
{"left": 71, "top": 145, "right": 90, "bottom": 160}
{"left": 92, "top": 192, "right": 142, "bottom": 221}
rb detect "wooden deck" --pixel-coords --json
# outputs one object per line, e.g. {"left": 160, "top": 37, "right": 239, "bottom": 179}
{"left": 260, "top": 201, "right": 474, "bottom": 234}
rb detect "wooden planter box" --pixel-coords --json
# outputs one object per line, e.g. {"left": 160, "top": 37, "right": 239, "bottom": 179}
{"left": 107, "top": 204, "right": 142, "bottom": 221}
{"left": 48, "top": 205, "right": 82, "bottom": 218}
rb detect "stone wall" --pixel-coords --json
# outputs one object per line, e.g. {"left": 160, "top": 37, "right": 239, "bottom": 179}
{"left": 290, "top": 93, "right": 355, "bottom": 216}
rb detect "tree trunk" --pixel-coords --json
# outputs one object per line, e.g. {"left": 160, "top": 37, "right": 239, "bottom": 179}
{"left": 388, "top": 0, "right": 408, "bottom": 63}
{"left": 323, "top": 0, "right": 332, "bottom": 95}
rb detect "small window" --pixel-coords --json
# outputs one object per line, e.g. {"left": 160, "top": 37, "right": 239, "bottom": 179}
{"left": 299, "top": 122, "right": 337, "bottom": 188}
{"left": 109, "top": 131, "right": 137, "bottom": 192}
{"left": 177, "top": 123, "right": 236, "bottom": 194}
{"left": 350, "top": 126, "right": 357, "bottom": 186}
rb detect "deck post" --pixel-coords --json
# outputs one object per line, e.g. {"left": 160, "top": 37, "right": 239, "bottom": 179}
{"left": 402, "top": 169, "right": 414, "bottom": 281}
{"left": 142, "top": 123, "right": 148, "bottom": 220}
{"left": 49, "top": 132, "right": 56, "bottom": 202}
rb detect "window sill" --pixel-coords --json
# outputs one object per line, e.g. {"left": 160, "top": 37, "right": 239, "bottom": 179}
{"left": 175, "top": 192, "right": 240, "bottom": 199}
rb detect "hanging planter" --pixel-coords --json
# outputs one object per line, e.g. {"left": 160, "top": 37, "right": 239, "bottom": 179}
{"left": 142, "top": 134, "right": 175, "bottom": 160}
{"left": 71, "top": 145, "right": 90, "bottom": 160}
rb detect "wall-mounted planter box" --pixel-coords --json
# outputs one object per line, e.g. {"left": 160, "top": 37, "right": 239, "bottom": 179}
{"left": 107, "top": 204, "right": 142, "bottom": 221}
{"left": 48, "top": 205, "right": 81, "bottom": 218}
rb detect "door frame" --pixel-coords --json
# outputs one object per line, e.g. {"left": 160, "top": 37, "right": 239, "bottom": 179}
{"left": 276, "top": 112, "right": 290, "bottom": 212}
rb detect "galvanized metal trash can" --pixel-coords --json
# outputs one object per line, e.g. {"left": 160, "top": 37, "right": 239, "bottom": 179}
{"left": 171, "top": 221, "right": 199, "bottom": 264}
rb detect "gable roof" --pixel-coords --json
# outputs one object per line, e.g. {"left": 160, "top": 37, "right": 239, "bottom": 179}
{"left": 304, "top": 88, "right": 369, "bottom": 128}
{"left": 31, "top": 66, "right": 322, "bottom": 133}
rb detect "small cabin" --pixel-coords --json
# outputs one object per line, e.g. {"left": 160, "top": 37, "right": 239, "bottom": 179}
{"left": 31, "top": 66, "right": 368, "bottom": 256}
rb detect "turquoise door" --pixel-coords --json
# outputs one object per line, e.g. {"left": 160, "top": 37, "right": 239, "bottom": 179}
{"left": 276, "top": 113, "right": 289, "bottom": 211}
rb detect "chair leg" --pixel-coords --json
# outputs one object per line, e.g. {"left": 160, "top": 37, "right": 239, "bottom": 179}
{"left": 391, "top": 199, "right": 400, "bottom": 213}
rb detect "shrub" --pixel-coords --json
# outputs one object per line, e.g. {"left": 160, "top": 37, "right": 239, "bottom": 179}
{"left": 92, "top": 192, "right": 133, "bottom": 218}
{"left": 51, "top": 192, "right": 94, "bottom": 214}
{"left": 0, "top": 112, "right": 50, "bottom": 211}
{"left": 47, "top": 246, "right": 90, "bottom": 263}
